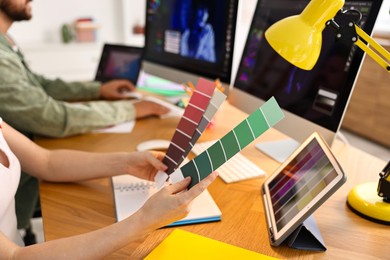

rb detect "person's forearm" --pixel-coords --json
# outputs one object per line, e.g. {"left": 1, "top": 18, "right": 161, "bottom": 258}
{"left": 3, "top": 98, "right": 135, "bottom": 138}
{"left": 40, "top": 150, "right": 130, "bottom": 182}
{"left": 11, "top": 212, "right": 150, "bottom": 259}
{"left": 35, "top": 74, "right": 101, "bottom": 101}
{"left": 4, "top": 122, "right": 134, "bottom": 182}
{"left": 0, "top": 78, "right": 135, "bottom": 137}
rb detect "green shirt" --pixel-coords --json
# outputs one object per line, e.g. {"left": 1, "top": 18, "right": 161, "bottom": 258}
{"left": 0, "top": 33, "right": 136, "bottom": 137}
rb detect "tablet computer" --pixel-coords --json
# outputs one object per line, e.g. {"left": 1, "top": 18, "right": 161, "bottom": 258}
{"left": 95, "top": 44, "right": 143, "bottom": 84}
{"left": 261, "top": 132, "right": 346, "bottom": 246}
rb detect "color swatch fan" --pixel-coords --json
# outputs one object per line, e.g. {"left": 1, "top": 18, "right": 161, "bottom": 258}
{"left": 162, "top": 78, "right": 226, "bottom": 174}
{"left": 170, "top": 96, "right": 285, "bottom": 188}
{"left": 156, "top": 78, "right": 284, "bottom": 188}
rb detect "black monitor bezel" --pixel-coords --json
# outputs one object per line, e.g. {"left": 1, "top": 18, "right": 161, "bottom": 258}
{"left": 143, "top": 0, "right": 239, "bottom": 84}
{"left": 232, "top": 0, "right": 383, "bottom": 133}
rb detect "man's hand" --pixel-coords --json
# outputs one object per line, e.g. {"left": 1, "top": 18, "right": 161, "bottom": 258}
{"left": 133, "top": 100, "right": 170, "bottom": 118}
{"left": 99, "top": 79, "right": 136, "bottom": 100}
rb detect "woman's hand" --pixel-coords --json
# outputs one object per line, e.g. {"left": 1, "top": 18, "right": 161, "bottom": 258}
{"left": 136, "top": 172, "right": 218, "bottom": 231}
{"left": 125, "top": 151, "right": 167, "bottom": 181}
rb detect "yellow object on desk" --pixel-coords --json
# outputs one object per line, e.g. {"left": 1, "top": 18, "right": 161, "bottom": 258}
{"left": 347, "top": 182, "right": 390, "bottom": 224}
{"left": 145, "top": 229, "right": 278, "bottom": 260}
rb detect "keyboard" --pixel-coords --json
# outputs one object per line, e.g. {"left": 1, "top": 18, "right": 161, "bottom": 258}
{"left": 191, "top": 140, "right": 265, "bottom": 183}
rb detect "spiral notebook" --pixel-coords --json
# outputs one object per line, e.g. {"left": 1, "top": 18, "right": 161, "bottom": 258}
{"left": 112, "top": 174, "right": 221, "bottom": 226}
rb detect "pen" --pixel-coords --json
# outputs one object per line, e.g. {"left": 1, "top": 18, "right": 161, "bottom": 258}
{"left": 215, "top": 78, "right": 225, "bottom": 93}
{"left": 182, "top": 81, "right": 195, "bottom": 96}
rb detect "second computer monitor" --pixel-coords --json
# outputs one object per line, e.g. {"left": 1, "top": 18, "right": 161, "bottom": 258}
{"left": 228, "top": 0, "right": 383, "bottom": 162}
{"left": 143, "top": 0, "right": 238, "bottom": 89}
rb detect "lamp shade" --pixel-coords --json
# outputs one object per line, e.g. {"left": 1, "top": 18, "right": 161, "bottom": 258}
{"left": 265, "top": 0, "right": 345, "bottom": 70}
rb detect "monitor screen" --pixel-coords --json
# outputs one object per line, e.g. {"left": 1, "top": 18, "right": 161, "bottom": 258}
{"left": 95, "top": 44, "right": 143, "bottom": 84}
{"left": 231, "top": 0, "right": 382, "bottom": 133}
{"left": 143, "top": 0, "right": 238, "bottom": 84}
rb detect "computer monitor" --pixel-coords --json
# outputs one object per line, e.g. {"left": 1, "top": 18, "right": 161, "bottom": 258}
{"left": 142, "top": 0, "right": 238, "bottom": 91}
{"left": 228, "top": 0, "right": 383, "bottom": 162}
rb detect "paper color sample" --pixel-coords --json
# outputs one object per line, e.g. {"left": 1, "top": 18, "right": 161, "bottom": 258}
{"left": 163, "top": 78, "right": 216, "bottom": 174}
{"left": 156, "top": 90, "right": 226, "bottom": 188}
{"left": 170, "top": 97, "right": 284, "bottom": 188}
{"left": 145, "top": 229, "right": 278, "bottom": 260}
{"left": 178, "top": 90, "right": 226, "bottom": 170}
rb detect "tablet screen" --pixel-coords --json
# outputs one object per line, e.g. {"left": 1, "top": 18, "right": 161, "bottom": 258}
{"left": 95, "top": 44, "right": 143, "bottom": 84}
{"left": 262, "top": 133, "right": 345, "bottom": 245}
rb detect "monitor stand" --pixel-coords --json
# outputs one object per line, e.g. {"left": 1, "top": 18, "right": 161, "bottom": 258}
{"left": 255, "top": 138, "right": 300, "bottom": 163}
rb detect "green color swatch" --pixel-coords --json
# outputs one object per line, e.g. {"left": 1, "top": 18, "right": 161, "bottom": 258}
{"left": 180, "top": 97, "right": 284, "bottom": 188}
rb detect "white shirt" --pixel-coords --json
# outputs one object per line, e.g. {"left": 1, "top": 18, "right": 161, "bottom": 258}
{"left": 0, "top": 118, "right": 24, "bottom": 246}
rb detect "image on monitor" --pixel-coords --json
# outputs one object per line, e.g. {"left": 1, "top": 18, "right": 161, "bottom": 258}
{"left": 232, "top": 0, "right": 382, "bottom": 134}
{"left": 143, "top": 0, "right": 238, "bottom": 84}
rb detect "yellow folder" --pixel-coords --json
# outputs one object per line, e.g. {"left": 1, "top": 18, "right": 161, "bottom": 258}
{"left": 145, "top": 229, "right": 278, "bottom": 260}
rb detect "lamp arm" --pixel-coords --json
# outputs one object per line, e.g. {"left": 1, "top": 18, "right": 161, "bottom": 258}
{"left": 354, "top": 25, "right": 390, "bottom": 72}
{"left": 326, "top": 12, "right": 390, "bottom": 73}
{"left": 378, "top": 161, "right": 390, "bottom": 203}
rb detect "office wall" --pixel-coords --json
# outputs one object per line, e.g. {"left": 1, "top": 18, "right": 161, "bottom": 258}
{"left": 342, "top": 39, "right": 390, "bottom": 147}
{"left": 6, "top": 0, "right": 145, "bottom": 81}
{"left": 5, "top": 0, "right": 389, "bottom": 81}
{"left": 8, "top": 0, "right": 125, "bottom": 45}
{"left": 7, "top": 0, "right": 390, "bottom": 46}
{"left": 376, "top": 0, "right": 390, "bottom": 33}
{"left": 122, "top": 0, "right": 146, "bottom": 46}
{"left": 6, "top": 0, "right": 123, "bottom": 81}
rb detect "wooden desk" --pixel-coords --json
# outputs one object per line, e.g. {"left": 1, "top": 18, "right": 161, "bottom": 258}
{"left": 36, "top": 102, "right": 389, "bottom": 259}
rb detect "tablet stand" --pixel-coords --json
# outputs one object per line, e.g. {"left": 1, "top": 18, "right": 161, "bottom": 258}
{"left": 255, "top": 138, "right": 300, "bottom": 163}
{"left": 286, "top": 215, "right": 326, "bottom": 251}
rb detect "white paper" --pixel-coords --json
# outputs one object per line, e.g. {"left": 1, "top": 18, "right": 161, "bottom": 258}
{"left": 92, "top": 120, "right": 135, "bottom": 133}
{"left": 155, "top": 171, "right": 169, "bottom": 189}
{"left": 112, "top": 174, "right": 221, "bottom": 224}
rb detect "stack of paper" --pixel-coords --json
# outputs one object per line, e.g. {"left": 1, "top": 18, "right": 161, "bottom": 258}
{"left": 145, "top": 229, "right": 278, "bottom": 260}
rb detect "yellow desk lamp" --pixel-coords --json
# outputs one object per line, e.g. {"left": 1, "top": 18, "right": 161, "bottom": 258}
{"left": 265, "top": 0, "right": 390, "bottom": 72}
{"left": 347, "top": 162, "right": 390, "bottom": 225}
{"left": 265, "top": 0, "right": 390, "bottom": 224}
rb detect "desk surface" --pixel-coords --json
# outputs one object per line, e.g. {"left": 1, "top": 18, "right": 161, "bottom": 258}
{"left": 36, "top": 102, "right": 389, "bottom": 259}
